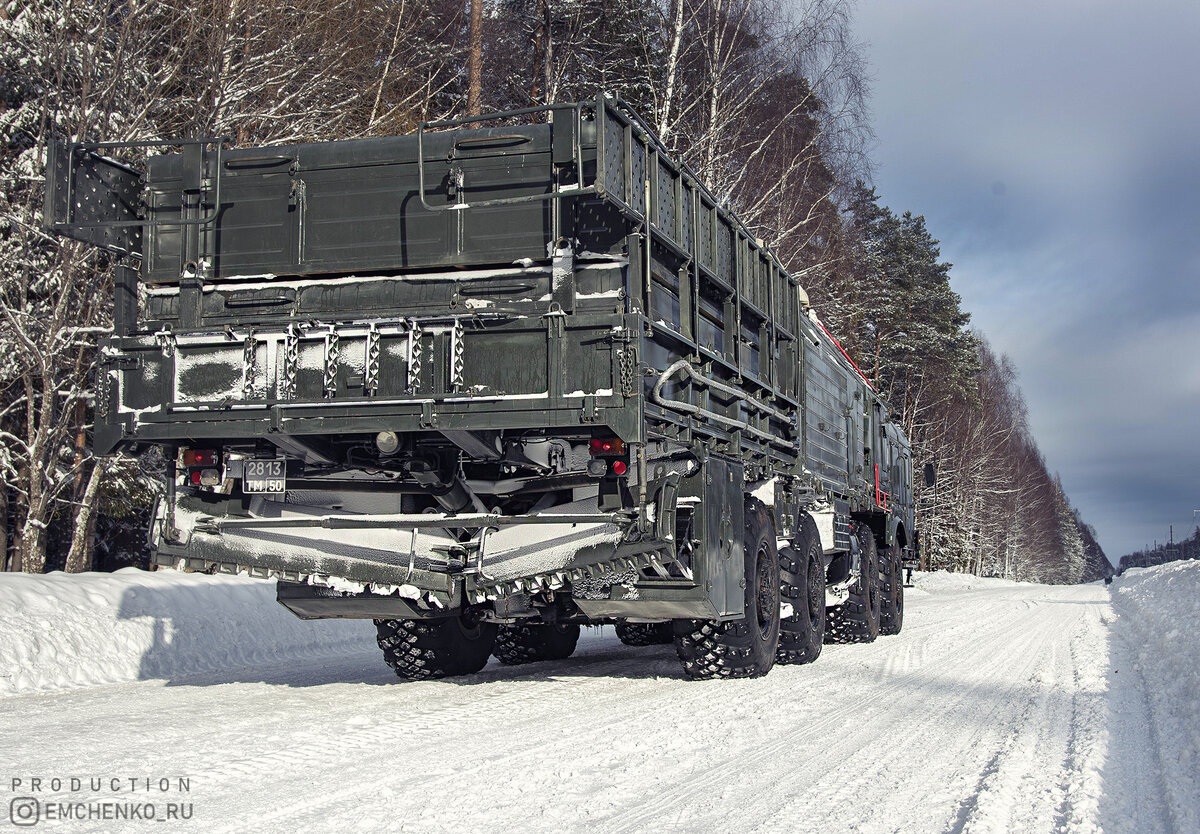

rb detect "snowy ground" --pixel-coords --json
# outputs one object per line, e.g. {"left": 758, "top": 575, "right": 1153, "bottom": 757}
{"left": 1, "top": 563, "right": 1197, "bottom": 832}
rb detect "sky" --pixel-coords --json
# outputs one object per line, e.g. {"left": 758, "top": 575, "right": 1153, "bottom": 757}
{"left": 854, "top": 0, "right": 1200, "bottom": 562}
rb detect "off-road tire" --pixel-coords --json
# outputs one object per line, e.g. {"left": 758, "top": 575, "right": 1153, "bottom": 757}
{"left": 674, "top": 500, "right": 781, "bottom": 679}
{"left": 825, "top": 526, "right": 881, "bottom": 644}
{"left": 375, "top": 614, "right": 497, "bottom": 680}
{"left": 492, "top": 621, "right": 581, "bottom": 665}
{"left": 777, "top": 516, "right": 826, "bottom": 665}
{"left": 615, "top": 621, "right": 674, "bottom": 646}
{"left": 879, "top": 539, "right": 904, "bottom": 635}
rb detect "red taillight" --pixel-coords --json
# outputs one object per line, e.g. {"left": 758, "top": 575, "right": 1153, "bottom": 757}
{"left": 189, "top": 470, "right": 203, "bottom": 485}
{"left": 589, "top": 437, "right": 626, "bottom": 456}
{"left": 182, "top": 449, "right": 219, "bottom": 467}
{"left": 611, "top": 460, "right": 627, "bottom": 476}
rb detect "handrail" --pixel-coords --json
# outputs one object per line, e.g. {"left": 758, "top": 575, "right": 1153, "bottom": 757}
{"left": 453, "top": 134, "right": 531, "bottom": 149}
{"left": 655, "top": 359, "right": 793, "bottom": 422}
{"left": 652, "top": 360, "right": 796, "bottom": 452}
{"left": 224, "top": 154, "right": 295, "bottom": 168}
{"left": 416, "top": 102, "right": 594, "bottom": 212}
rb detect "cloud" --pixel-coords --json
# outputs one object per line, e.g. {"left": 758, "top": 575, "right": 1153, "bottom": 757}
{"left": 856, "top": 0, "right": 1200, "bottom": 559}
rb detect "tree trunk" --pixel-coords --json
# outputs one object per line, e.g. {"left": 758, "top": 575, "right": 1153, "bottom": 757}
{"left": 657, "top": 0, "right": 685, "bottom": 140}
{"left": 65, "top": 460, "right": 105, "bottom": 573}
{"left": 370, "top": 9, "right": 406, "bottom": 127}
{"left": 19, "top": 519, "right": 46, "bottom": 574}
{"left": 530, "top": 0, "right": 547, "bottom": 105}
{"left": 541, "top": 0, "right": 553, "bottom": 106}
{"left": 0, "top": 484, "right": 9, "bottom": 571}
{"left": 466, "top": 0, "right": 483, "bottom": 116}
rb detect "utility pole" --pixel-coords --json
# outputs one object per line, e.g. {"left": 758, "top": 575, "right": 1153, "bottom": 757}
{"left": 466, "top": 0, "right": 483, "bottom": 117}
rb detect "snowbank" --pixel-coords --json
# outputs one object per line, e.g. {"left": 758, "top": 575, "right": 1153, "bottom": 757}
{"left": 1110, "top": 560, "right": 1200, "bottom": 830}
{"left": 0, "top": 568, "right": 372, "bottom": 697}
{"left": 910, "top": 569, "right": 1026, "bottom": 594}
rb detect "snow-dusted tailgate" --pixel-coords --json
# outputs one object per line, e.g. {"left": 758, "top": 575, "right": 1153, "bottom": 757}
{"left": 94, "top": 312, "right": 636, "bottom": 455}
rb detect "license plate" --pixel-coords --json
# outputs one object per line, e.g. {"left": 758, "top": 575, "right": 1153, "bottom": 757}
{"left": 243, "top": 459, "right": 286, "bottom": 494}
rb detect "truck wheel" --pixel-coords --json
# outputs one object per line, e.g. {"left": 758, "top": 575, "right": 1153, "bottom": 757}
{"left": 777, "top": 517, "right": 825, "bottom": 665}
{"left": 674, "top": 500, "right": 781, "bottom": 679}
{"left": 492, "top": 621, "right": 581, "bottom": 665}
{"left": 615, "top": 621, "right": 674, "bottom": 646}
{"left": 825, "top": 525, "right": 881, "bottom": 644}
{"left": 374, "top": 613, "right": 497, "bottom": 680}
{"left": 879, "top": 540, "right": 904, "bottom": 635}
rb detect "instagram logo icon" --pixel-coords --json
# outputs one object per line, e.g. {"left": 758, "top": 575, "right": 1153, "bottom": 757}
{"left": 9, "top": 798, "right": 39, "bottom": 827}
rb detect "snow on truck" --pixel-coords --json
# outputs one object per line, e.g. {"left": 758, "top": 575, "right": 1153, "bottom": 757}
{"left": 46, "top": 97, "right": 917, "bottom": 680}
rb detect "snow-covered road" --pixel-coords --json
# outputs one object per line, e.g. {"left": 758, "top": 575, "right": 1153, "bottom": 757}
{"left": 2, "top": 566, "right": 1196, "bottom": 833}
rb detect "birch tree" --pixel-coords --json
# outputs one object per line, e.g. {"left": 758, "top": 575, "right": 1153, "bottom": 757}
{"left": 1, "top": 0, "right": 467, "bottom": 572}
{"left": 646, "top": 0, "right": 870, "bottom": 278}
{"left": 0, "top": 0, "right": 195, "bottom": 572}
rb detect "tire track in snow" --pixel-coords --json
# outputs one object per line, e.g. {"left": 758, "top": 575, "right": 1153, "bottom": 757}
{"left": 199, "top": 610, "right": 997, "bottom": 834}
{"left": 1050, "top": 600, "right": 1112, "bottom": 833}
{"left": 206, "top": 644, "right": 752, "bottom": 831}
{"left": 185, "top": 640, "right": 678, "bottom": 794}
{"left": 1102, "top": 640, "right": 1177, "bottom": 834}
{"left": 811, "top": 595, "right": 1067, "bottom": 834}
{"left": 952, "top": 624, "right": 1076, "bottom": 833}
{"left": 604, "top": 588, "right": 1077, "bottom": 833}
{"left": 1061, "top": 597, "right": 1176, "bottom": 834}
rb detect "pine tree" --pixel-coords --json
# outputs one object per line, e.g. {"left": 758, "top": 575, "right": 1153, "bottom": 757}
{"left": 1051, "top": 475, "right": 1086, "bottom": 584}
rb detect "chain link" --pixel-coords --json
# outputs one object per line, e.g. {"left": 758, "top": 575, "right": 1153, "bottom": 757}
{"left": 449, "top": 318, "right": 465, "bottom": 392}
{"left": 155, "top": 328, "right": 175, "bottom": 358}
{"left": 241, "top": 331, "right": 258, "bottom": 400}
{"left": 618, "top": 349, "right": 637, "bottom": 397}
{"left": 281, "top": 323, "right": 298, "bottom": 400}
{"left": 365, "top": 323, "right": 381, "bottom": 397}
{"left": 95, "top": 366, "right": 111, "bottom": 418}
{"left": 406, "top": 319, "right": 422, "bottom": 394}
{"left": 323, "top": 325, "right": 340, "bottom": 398}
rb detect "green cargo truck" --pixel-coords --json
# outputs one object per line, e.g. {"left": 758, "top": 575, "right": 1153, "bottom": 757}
{"left": 46, "top": 98, "right": 917, "bottom": 679}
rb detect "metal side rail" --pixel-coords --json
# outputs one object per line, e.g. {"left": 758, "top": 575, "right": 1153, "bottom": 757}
{"left": 193, "top": 510, "right": 632, "bottom": 533}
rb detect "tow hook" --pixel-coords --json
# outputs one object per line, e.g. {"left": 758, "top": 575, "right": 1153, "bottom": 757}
{"left": 429, "top": 544, "right": 469, "bottom": 574}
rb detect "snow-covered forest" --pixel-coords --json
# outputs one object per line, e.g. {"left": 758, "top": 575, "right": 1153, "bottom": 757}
{"left": 0, "top": 0, "right": 1108, "bottom": 582}
{"left": 1119, "top": 526, "right": 1200, "bottom": 572}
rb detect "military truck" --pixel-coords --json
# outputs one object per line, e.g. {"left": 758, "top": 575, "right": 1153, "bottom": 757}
{"left": 46, "top": 97, "right": 916, "bottom": 680}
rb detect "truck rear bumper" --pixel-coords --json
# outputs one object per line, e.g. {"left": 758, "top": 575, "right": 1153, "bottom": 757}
{"left": 153, "top": 490, "right": 694, "bottom": 615}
